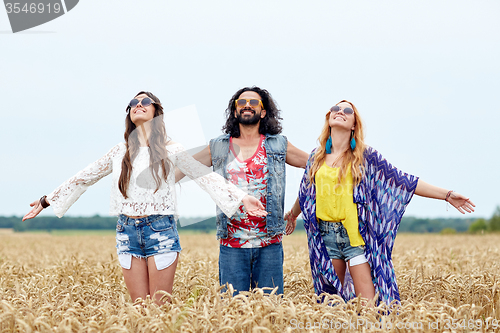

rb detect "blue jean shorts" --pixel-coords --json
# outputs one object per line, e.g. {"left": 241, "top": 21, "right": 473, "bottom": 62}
{"left": 319, "top": 220, "right": 365, "bottom": 262}
{"left": 115, "top": 215, "right": 182, "bottom": 261}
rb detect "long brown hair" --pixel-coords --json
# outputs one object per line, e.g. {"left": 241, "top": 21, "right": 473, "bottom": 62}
{"left": 118, "top": 91, "right": 172, "bottom": 199}
{"left": 308, "top": 100, "right": 366, "bottom": 188}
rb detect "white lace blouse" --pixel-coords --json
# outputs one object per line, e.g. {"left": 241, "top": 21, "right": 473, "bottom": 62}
{"left": 47, "top": 142, "right": 246, "bottom": 218}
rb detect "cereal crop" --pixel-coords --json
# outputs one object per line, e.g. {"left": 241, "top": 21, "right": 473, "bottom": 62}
{"left": 0, "top": 230, "right": 499, "bottom": 332}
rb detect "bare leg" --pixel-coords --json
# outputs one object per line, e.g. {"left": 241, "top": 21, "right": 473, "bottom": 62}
{"left": 122, "top": 257, "right": 149, "bottom": 302}
{"left": 147, "top": 253, "right": 179, "bottom": 305}
{"left": 331, "top": 259, "right": 347, "bottom": 287}
{"left": 348, "top": 261, "right": 375, "bottom": 300}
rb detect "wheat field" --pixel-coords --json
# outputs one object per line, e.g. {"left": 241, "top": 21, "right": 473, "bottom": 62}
{"left": 0, "top": 229, "right": 499, "bottom": 332}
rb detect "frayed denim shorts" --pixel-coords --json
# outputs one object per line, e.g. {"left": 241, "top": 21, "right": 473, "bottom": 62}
{"left": 319, "top": 220, "right": 366, "bottom": 264}
{"left": 115, "top": 215, "right": 181, "bottom": 270}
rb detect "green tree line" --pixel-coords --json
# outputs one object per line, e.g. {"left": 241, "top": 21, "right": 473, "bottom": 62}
{"left": 0, "top": 215, "right": 482, "bottom": 233}
{"left": 468, "top": 206, "right": 500, "bottom": 233}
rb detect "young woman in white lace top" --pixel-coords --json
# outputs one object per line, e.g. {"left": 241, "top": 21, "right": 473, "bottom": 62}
{"left": 23, "top": 91, "right": 267, "bottom": 305}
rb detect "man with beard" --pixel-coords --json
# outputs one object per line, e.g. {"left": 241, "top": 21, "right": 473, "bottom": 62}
{"left": 185, "top": 86, "right": 308, "bottom": 295}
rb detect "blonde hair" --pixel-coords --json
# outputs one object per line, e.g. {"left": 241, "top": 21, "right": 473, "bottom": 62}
{"left": 308, "top": 100, "right": 366, "bottom": 188}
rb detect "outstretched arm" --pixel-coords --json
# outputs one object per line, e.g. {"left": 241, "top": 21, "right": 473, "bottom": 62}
{"left": 172, "top": 143, "right": 267, "bottom": 217}
{"left": 286, "top": 142, "right": 309, "bottom": 169}
{"left": 23, "top": 144, "right": 121, "bottom": 220}
{"left": 415, "top": 180, "right": 475, "bottom": 214}
{"left": 175, "top": 145, "right": 212, "bottom": 183}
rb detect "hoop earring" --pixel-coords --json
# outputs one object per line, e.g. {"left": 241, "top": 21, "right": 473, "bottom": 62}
{"left": 350, "top": 130, "right": 356, "bottom": 150}
{"left": 325, "top": 136, "right": 332, "bottom": 154}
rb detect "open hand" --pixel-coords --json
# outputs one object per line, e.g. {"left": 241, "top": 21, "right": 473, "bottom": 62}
{"left": 22, "top": 199, "right": 43, "bottom": 221}
{"left": 242, "top": 195, "right": 268, "bottom": 217}
{"left": 447, "top": 192, "right": 475, "bottom": 214}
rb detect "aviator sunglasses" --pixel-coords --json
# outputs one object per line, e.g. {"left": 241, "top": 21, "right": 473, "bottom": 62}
{"left": 330, "top": 105, "right": 354, "bottom": 115}
{"left": 128, "top": 97, "right": 155, "bottom": 109}
{"left": 235, "top": 99, "right": 264, "bottom": 108}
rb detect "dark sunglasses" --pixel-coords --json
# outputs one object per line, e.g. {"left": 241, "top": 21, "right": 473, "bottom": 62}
{"left": 128, "top": 97, "right": 155, "bottom": 109}
{"left": 235, "top": 99, "right": 263, "bottom": 108}
{"left": 330, "top": 105, "right": 354, "bottom": 115}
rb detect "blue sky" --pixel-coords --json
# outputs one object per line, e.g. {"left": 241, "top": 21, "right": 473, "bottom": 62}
{"left": 1, "top": 0, "right": 499, "bottom": 220}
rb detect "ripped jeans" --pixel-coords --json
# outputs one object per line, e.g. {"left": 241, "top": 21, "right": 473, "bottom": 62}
{"left": 115, "top": 215, "right": 181, "bottom": 270}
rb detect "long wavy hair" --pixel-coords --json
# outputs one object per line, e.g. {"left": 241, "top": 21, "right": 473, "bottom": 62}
{"left": 118, "top": 91, "right": 172, "bottom": 199}
{"left": 222, "top": 86, "right": 282, "bottom": 137}
{"left": 308, "top": 100, "right": 366, "bottom": 188}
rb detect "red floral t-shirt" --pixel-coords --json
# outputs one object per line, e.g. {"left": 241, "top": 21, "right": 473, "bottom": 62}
{"left": 220, "top": 135, "right": 282, "bottom": 248}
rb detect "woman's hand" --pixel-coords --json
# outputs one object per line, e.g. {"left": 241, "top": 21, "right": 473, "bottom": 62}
{"left": 242, "top": 195, "right": 268, "bottom": 217}
{"left": 22, "top": 199, "right": 43, "bottom": 221}
{"left": 447, "top": 192, "right": 476, "bottom": 214}
{"left": 284, "top": 197, "right": 302, "bottom": 235}
{"left": 284, "top": 210, "right": 298, "bottom": 235}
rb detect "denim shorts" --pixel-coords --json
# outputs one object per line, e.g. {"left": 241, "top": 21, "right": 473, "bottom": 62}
{"left": 115, "top": 215, "right": 182, "bottom": 260}
{"left": 319, "top": 220, "right": 365, "bottom": 262}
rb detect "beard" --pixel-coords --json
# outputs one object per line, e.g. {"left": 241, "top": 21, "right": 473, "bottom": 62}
{"left": 236, "top": 109, "right": 261, "bottom": 125}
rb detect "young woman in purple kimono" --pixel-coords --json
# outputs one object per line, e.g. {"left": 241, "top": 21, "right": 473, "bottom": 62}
{"left": 285, "top": 100, "right": 475, "bottom": 305}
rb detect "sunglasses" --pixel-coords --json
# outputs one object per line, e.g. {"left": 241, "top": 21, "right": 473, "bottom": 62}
{"left": 330, "top": 105, "right": 354, "bottom": 115}
{"left": 235, "top": 99, "right": 264, "bottom": 108}
{"left": 128, "top": 97, "right": 155, "bottom": 109}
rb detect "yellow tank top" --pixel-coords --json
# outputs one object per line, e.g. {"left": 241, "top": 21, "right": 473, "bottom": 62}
{"left": 315, "top": 162, "right": 364, "bottom": 247}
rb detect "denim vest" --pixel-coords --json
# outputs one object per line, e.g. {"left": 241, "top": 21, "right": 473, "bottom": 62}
{"left": 210, "top": 134, "right": 288, "bottom": 239}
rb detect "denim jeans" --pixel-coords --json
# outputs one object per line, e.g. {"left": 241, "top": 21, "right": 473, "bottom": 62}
{"left": 218, "top": 242, "right": 284, "bottom": 295}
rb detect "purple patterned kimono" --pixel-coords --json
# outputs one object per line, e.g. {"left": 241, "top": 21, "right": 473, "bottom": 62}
{"left": 298, "top": 146, "right": 418, "bottom": 305}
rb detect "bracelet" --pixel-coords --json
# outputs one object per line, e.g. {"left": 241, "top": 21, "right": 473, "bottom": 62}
{"left": 40, "top": 195, "right": 50, "bottom": 209}
{"left": 445, "top": 190, "right": 453, "bottom": 202}
{"left": 290, "top": 210, "right": 299, "bottom": 219}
